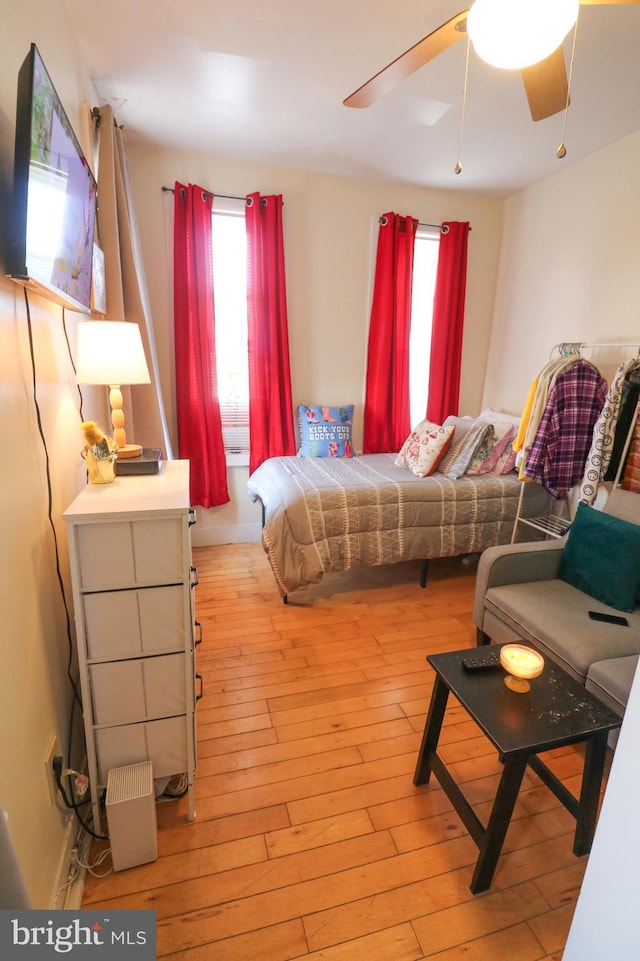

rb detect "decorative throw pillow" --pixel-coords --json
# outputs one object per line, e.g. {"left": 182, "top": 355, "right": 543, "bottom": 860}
{"left": 490, "top": 437, "right": 518, "bottom": 475}
{"left": 395, "top": 420, "right": 455, "bottom": 477}
{"left": 467, "top": 424, "right": 516, "bottom": 475}
{"left": 558, "top": 502, "right": 640, "bottom": 612}
{"left": 297, "top": 405, "right": 354, "bottom": 457}
{"left": 437, "top": 417, "right": 494, "bottom": 479}
{"left": 465, "top": 425, "right": 497, "bottom": 474}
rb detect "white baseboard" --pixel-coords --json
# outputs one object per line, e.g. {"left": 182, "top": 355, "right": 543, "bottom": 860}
{"left": 51, "top": 814, "right": 86, "bottom": 909}
{"left": 191, "top": 523, "right": 262, "bottom": 547}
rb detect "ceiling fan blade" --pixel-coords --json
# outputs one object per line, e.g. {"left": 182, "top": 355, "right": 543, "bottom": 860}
{"left": 343, "top": 10, "right": 470, "bottom": 108}
{"left": 521, "top": 47, "right": 569, "bottom": 121}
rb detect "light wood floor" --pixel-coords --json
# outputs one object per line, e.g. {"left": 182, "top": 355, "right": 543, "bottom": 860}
{"left": 82, "top": 543, "right": 602, "bottom": 960}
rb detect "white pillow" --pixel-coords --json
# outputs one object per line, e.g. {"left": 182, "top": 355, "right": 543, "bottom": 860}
{"left": 478, "top": 407, "right": 521, "bottom": 428}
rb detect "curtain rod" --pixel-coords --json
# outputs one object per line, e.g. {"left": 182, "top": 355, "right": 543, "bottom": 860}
{"left": 162, "top": 186, "right": 245, "bottom": 202}
{"left": 378, "top": 214, "right": 449, "bottom": 233}
{"left": 163, "top": 189, "right": 453, "bottom": 229}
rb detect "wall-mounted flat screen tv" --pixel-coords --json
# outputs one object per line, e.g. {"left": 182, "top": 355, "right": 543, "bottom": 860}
{"left": 6, "top": 43, "right": 97, "bottom": 313}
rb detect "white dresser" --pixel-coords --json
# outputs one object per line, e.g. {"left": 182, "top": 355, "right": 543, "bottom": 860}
{"left": 64, "top": 460, "right": 199, "bottom": 828}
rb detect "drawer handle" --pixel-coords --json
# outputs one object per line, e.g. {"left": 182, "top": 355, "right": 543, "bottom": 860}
{"left": 194, "top": 620, "right": 203, "bottom": 646}
{"left": 188, "top": 508, "right": 197, "bottom": 527}
{"left": 190, "top": 566, "right": 199, "bottom": 588}
{"left": 196, "top": 673, "right": 204, "bottom": 701}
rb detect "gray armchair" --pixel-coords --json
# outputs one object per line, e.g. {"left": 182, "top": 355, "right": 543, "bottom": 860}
{"left": 472, "top": 487, "right": 640, "bottom": 713}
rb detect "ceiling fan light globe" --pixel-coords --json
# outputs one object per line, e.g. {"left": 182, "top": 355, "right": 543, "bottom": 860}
{"left": 467, "top": 0, "right": 579, "bottom": 70}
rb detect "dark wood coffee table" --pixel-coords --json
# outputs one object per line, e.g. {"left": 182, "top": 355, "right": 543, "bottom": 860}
{"left": 413, "top": 644, "right": 622, "bottom": 894}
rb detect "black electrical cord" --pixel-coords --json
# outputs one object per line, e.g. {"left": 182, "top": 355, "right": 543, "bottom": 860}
{"left": 24, "top": 290, "right": 109, "bottom": 842}
{"left": 62, "top": 307, "right": 85, "bottom": 420}
{"left": 53, "top": 762, "right": 109, "bottom": 841}
{"left": 24, "top": 289, "right": 83, "bottom": 713}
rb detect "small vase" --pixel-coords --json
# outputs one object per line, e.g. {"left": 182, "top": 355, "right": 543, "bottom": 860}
{"left": 84, "top": 449, "right": 117, "bottom": 484}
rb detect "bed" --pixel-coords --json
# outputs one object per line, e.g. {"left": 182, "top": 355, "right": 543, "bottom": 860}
{"left": 247, "top": 452, "right": 550, "bottom": 598}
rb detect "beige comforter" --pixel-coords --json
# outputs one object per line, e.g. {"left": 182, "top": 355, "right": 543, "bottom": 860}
{"left": 247, "top": 454, "right": 549, "bottom": 596}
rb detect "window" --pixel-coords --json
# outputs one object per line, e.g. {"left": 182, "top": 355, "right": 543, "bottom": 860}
{"left": 211, "top": 198, "right": 250, "bottom": 464}
{"left": 409, "top": 225, "right": 440, "bottom": 428}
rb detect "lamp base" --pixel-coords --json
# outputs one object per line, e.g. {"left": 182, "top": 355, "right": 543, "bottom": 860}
{"left": 116, "top": 444, "right": 143, "bottom": 460}
{"left": 504, "top": 674, "right": 531, "bottom": 694}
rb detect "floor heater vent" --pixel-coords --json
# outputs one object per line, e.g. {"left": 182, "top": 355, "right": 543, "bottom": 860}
{"left": 106, "top": 761, "right": 158, "bottom": 871}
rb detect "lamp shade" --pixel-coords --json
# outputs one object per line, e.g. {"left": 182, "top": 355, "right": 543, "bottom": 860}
{"left": 467, "top": 0, "right": 579, "bottom": 70}
{"left": 76, "top": 321, "right": 151, "bottom": 386}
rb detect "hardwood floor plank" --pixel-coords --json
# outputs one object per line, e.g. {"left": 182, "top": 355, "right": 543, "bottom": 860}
{"left": 81, "top": 543, "right": 606, "bottom": 959}
{"left": 265, "top": 809, "right": 375, "bottom": 859}
{"left": 302, "top": 862, "right": 476, "bottom": 952}
{"left": 527, "top": 903, "right": 578, "bottom": 956}
{"left": 293, "top": 923, "right": 423, "bottom": 961}
{"left": 157, "top": 919, "right": 308, "bottom": 961}
{"left": 155, "top": 803, "right": 290, "bottom": 851}
{"left": 411, "top": 880, "right": 549, "bottom": 955}
{"left": 414, "top": 921, "right": 545, "bottom": 961}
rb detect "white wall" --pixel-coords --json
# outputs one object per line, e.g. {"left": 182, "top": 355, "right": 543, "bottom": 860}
{"left": 125, "top": 144, "right": 505, "bottom": 544}
{"left": 483, "top": 130, "right": 640, "bottom": 416}
{"left": 0, "top": 0, "right": 105, "bottom": 907}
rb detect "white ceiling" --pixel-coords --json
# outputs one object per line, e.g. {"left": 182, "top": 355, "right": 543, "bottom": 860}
{"left": 67, "top": 0, "right": 640, "bottom": 197}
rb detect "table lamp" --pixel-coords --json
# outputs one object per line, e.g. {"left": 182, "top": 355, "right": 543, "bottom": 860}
{"left": 76, "top": 321, "right": 151, "bottom": 459}
{"left": 499, "top": 644, "right": 545, "bottom": 693}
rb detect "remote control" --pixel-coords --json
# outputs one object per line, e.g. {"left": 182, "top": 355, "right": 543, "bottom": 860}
{"left": 588, "top": 610, "right": 628, "bottom": 626}
{"left": 461, "top": 648, "right": 502, "bottom": 672}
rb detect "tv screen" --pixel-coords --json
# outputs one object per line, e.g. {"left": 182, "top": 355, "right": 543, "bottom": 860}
{"left": 6, "top": 43, "right": 97, "bottom": 313}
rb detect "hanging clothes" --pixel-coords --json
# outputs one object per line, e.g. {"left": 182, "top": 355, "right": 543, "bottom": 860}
{"left": 604, "top": 367, "right": 640, "bottom": 481}
{"left": 580, "top": 359, "right": 640, "bottom": 504}
{"left": 524, "top": 359, "right": 608, "bottom": 499}
{"left": 514, "top": 352, "right": 582, "bottom": 479}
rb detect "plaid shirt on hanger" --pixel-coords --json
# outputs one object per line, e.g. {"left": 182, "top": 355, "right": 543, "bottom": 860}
{"left": 524, "top": 359, "right": 608, "bottom": 500}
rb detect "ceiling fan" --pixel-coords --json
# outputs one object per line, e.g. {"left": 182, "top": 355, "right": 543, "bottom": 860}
{"left": 344, "top": 0, "right": 640, "bottom": 122}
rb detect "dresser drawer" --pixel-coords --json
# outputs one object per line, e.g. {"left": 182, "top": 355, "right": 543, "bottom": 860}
{"left": 89, "top": 653, "right": 186, "bottom": 725}
{"left": 84, "top": 585, "right": 187, "bottom": 659}
{"left": 95, "top": 716, "right": 188, "bottom": 786}
{"left": 76, "top": 517, "right": 185, "bottom": 590}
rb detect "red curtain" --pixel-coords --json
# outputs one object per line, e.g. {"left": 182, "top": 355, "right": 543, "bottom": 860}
{"left": 246, "top": 192, "right": 296, "bottom": 475}
{"left": 363, "top": 212, "right": 418, "bottom": 453}
{"left": 173, "top": 182, "right": 229, "bottom": 508}
{"left": 426, "top": 221, "right": 470, "bottom": 424}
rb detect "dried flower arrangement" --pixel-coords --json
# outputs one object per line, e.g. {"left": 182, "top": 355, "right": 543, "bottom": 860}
{"left": 81, "top": 421, "right": 117, "bottom": 483}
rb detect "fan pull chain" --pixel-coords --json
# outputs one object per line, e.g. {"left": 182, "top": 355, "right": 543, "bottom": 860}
{"left": 455, "top": 34, "right": 471, "bottom": 175}
{"left": 557, "top": 12, "right": 580, "bottom": 159}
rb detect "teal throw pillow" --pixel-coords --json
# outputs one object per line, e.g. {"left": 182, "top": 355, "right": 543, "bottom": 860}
{"left": 559, "top": 502, "right": 640, "bottom": 613}
{"left": 297, "top": 405, "right": 354, "bottom": 457}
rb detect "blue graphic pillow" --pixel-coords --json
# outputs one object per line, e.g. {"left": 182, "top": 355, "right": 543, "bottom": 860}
{"left": 297, "top": 405, "right": 354, "bottom": 457}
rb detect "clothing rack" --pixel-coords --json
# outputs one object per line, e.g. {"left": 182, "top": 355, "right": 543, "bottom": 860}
{"left": 512, "top": 341, "right": 640, "bottom": 543}
{"left": 550, "top": 341, "right": 640, "bottom": 359}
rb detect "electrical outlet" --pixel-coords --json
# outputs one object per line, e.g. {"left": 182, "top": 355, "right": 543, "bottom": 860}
{"left": 44, "top": 736, "right": 61, "bottom": 805}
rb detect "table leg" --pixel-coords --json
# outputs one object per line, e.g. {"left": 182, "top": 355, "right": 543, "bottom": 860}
{"left": 413, "top": 676, "right": 449, "bottom": 786}
{"left": 470, "top": 753, "right": 529, "bottom": 894}
{"left": 573, "top": 731, "right": 609, "bottom": 856}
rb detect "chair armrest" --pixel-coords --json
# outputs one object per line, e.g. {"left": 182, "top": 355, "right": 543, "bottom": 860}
{"left": 472, "top": 539, "right": 566, "bottom": 629}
